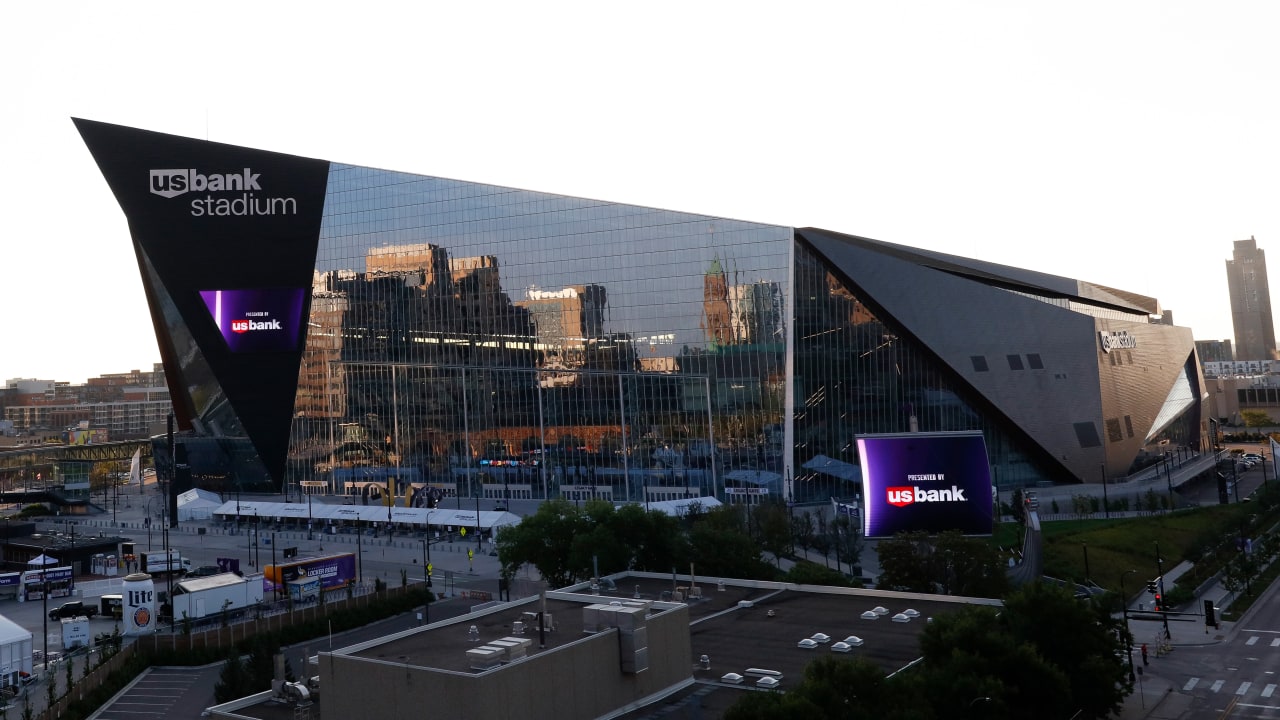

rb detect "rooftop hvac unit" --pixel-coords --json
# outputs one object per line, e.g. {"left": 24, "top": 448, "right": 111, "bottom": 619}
{"left": 282, "top": 682, "right": 311, "bottom": 704}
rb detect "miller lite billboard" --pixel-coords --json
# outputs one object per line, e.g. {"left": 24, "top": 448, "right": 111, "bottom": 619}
{"left": 856, "top": 431, "right": 993, "bottom": 538}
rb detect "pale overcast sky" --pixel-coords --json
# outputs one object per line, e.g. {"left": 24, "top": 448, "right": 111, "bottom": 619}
{"left": 4, "top": 2, "right": 1278, "bottom": 384}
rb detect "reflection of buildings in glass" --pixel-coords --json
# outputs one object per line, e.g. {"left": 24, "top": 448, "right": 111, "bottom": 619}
{"left": 515, "top": 285, "right": 607, "bottom": 366}
{"left": 295, "top": 290, "right": 348, "bottom": 419}
{"left": 728, "top": 281, "right": 783, "bottom": 346}
{"left": 702, "top": 258, "right": 734, "bottom": 347}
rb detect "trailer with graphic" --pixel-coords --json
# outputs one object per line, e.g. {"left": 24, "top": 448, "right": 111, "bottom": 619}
{"left": 264, "top": 553, "right": 356, "bottom": 598}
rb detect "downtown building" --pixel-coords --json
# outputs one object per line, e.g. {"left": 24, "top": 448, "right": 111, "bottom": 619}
{"left": 1226, "top": 236, "right": 1277, "bottom": 361}
{"left": 75, "top": 118, "right": 1206, "bottom": 504}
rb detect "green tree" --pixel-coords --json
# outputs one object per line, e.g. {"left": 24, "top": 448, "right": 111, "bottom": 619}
{"left": 752, "top": 501, "right": 792, "bottom": 568}
{"left": 1243, "top": 410, "right": 1275, "bottom": 428}
{"left": 497, "top": 499, "right": 591, "bottom": 587}
{"left": 213, "top": 649, "right": 248, "bottom": 703}
{"left": 998, "top": 582, "right": 1130, "bottom": 717}
{"left": 783, "top": 560, "right": 854, "bottom": 588}
{"left": 791, "top": 511, "right": 815, "bottom": 560}
{"left": 932, "top": 530, "right": 1009, "bottom": 598}
{"left": 874, "top": 531, "right": 935, "bottom": 592}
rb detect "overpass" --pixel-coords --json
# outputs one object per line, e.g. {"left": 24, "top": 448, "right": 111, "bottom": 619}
{"left": 0, "top": 439, "right": 153, "bottom": 478}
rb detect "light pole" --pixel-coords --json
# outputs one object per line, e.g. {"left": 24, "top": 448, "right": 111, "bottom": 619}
{"left": 1099, "top": 463, "right": 1110, "bottom": 518}
{"left": 1165, "top": 452, "right": 1175, "bottom": 509}
{"left": 40, "top": 561, "right": 48, "bottom": 674}
{"left": 1082, "top": 542, "right": 1090, "bottom": 585}
{"left": 1155, "top": 541, "right": 1171, "bottom": 640}
{"left": 1120, "top": 569, "right": 1137, "bottom": 682}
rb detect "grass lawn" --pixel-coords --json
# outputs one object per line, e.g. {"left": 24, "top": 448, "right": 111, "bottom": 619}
{"left": 995, "top": 503, "right": 1261, "bottom": 603}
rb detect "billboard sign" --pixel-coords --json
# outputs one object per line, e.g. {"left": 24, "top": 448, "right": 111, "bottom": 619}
{"left": 856, "top": 432, "right": 993, "bottom": 538}
{"left": 199, "top": 288, "right": 307, "bottom": 353}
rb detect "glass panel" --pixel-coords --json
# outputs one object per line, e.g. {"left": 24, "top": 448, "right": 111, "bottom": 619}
{"left": 290, "top": 165, "right": 792, "bottom": 507}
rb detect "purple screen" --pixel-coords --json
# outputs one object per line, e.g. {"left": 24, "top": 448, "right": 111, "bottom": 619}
{"left": 199, "top": 288, "right": 306, "bottom": 353}
{"left": 857, "top": 433, "right": 993, "bottom": 538}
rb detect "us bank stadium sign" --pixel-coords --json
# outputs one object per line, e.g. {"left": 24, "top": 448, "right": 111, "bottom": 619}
{"left": 1098, "top": 330, "right": 1137, "bottom": 353}
{"left": 149, "top": 167, "right": 298, "bottom": 217}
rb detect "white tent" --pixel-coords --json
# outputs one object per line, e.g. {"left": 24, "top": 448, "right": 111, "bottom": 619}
{"left": 26, "top": 554, "right": 57, "bottom": 568}
{"left": 211, "top": 501, "right": 522, "bottom": 532}
{"left": 177, "top": 488, "right": 224, "bottom": 521}
{"left": 642, "top": 496, "right": 723, "bottom": 517}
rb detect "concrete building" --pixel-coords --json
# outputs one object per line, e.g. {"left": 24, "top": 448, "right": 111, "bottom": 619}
{"left": 1226, "top": 236, "right": 1276, "bottom": 361}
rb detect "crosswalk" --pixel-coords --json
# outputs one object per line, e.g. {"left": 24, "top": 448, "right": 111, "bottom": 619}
{"left": 1182, "top": 678, "right": 1276, "bottom": 698}
{"left": 1174, "top": 633, "right": 1280, "bottom": 708}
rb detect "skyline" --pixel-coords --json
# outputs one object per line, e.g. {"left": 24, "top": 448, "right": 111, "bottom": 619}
{"left": 7, "top": 2, "right": 1280, "bottom": 383}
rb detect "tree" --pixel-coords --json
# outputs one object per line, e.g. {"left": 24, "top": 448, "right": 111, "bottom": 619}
{"left": 1243, "top": 410, "right": 1275, "bottom": 428}
{"left": 874, "top": 531, "right": 935, "bottom": 593}
{"left": 999, "top": 582, "right": 1130, "bottom": 717}
{"left": 752, "top": 501, "right": 792, "bottom": 567}
{"left": 497, "top": 499, "right": 591, "bottom": 587}
{"left": 213, "top": 649, "right": 249, "bottom": 703}
{"left": 783, "top": 560, "right": 854, "bottom": 588}
{"left": 932, "top": 530, "right": 1009, "bottom": 598}
{"left": 723, "top": 656, "right": 934, "bottom": 720}
{"left": 791, "top": 511, "right": 815, "bottom": 560}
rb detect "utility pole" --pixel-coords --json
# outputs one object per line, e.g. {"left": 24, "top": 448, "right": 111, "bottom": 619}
{"left": 1121, "top": 569, "right": 1137, "bottom": 682}
{"left": 1155, "top": 541, "right": 1171, "bottom": 640}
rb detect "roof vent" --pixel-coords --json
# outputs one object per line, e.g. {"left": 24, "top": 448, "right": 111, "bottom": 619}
{"left": 891, "top": 613, "right": 911, "bottom": 623}
{"left": 860, "top": 611, "right": 879, "bottom": 620}
{"left": 721, "top": 673, "right": 744, "bottom": 684}
{"left": 737, "top": 600, "right": 755, "bottom": 608}
{"left": 796, "top": 638, "right": 819, "bottom": 649}
{"left": 810, "top": 633, "right": 830, "bottom": 644}
{"left": 872, "top": 606, "right": 889, "bottom": 615}
{"left": 831, "top": 642, "right": 851, "bottom": 653}
{"left": 901, "top": 608, "right": 920, "bottom": 618}
{"left": 843, "top": 636, "right": 864, "bottom": 646}
{"left": 756, "top": 676, "right": 780, "bottom": 689}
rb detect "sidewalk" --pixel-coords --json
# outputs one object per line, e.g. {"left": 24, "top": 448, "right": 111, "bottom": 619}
{"left": 1114, "top": 557, "right": 1248, "bottom": 719}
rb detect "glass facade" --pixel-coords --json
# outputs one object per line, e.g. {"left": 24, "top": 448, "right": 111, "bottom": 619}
{"left": 289, "top": 165, "right": 793, "bottom": 504}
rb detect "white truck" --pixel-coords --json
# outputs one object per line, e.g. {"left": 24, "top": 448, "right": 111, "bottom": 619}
{"left": 139, "top": 550, "right": 192, "bottom": 576}
{"left": 160, "top": 572, "right": 264, "bottom": 623}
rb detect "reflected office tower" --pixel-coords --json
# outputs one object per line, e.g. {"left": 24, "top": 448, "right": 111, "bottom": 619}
{"left": 514, "top": 285, "right": 607, "bottom": 366}
{"left": 728, "top": 281, "right": 783, "bottom": 345}
{"left": 1227, "top": 236, "right": 1277, "bottom": 361}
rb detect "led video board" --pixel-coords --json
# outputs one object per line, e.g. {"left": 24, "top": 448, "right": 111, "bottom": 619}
{"left": 199, "top": 288, "right": 306, "bottom": 353}
{"left": 856, "top": 432, "right": 993, "bottom": 538}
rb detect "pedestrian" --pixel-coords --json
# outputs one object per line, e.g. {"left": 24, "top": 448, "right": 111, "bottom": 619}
{"left": 1141, "top": 643, "right": 1149, "bottom": 666}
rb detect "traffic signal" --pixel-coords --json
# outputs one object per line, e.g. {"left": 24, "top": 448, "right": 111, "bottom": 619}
{"left": 1154, "top": 594, "right": 1162, "bottom": 611}
{"left": 1147, "top": 580, "right": 1158, "bottom": 595}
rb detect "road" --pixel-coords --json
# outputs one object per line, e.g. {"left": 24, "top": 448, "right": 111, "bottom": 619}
{"left": 1138, "top": 564, "right": 1280, "bottom": 718}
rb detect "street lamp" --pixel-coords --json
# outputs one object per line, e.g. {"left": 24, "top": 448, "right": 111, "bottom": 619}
{"left": 1165, "top": 452, "right": 1175, "bottom": 509}
{"left": 1099, "top": 463, "right": 1110, "bottom": 519}
{"left": 1154, "top": 542, "right": 1171, "bottom": 640}
{"left": 1120, "top": 569, "right": 1137, "bottom": 682}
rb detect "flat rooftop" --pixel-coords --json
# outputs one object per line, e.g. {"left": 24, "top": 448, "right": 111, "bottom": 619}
{"left": 219, "top": 575, "right": 1001, "bottom": 720}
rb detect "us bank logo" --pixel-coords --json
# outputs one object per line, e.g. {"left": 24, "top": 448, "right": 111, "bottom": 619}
{"left": 148, "top": 167, "right": 297, "bottom": 216}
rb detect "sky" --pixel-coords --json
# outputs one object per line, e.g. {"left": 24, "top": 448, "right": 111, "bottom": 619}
{"left": 4, "top": 2, "right": 1280, "bottom": 384}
